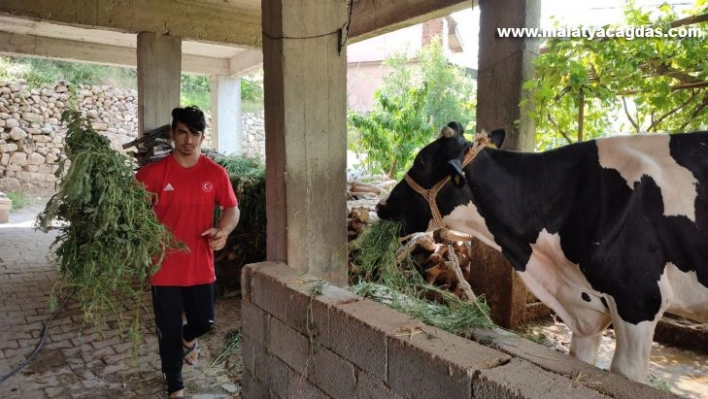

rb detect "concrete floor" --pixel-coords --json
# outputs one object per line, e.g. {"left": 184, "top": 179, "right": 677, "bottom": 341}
{"left": 0, "top": 204, "right": 241, "bottom": 398}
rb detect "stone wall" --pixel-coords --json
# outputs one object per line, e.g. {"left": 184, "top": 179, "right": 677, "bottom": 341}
{"left": 0, "top": 80, "right": 266, "bottom": 194}
{"left": 241, "top": 262, "right": 671, "bottom": 399}
{"left": 242, "top": 111, "right": 265, "bottom": 158}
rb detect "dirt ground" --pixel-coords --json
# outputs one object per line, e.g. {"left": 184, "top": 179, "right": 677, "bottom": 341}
{"left": 185, "top": 294, "right": 244, "bottom": 398}
{"left": 522, "top": 317, "right": 708, "bottom": 399}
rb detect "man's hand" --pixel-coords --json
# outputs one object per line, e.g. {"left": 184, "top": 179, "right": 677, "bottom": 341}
{"left": 201, "top": 228, "right": 228, "bottom": 251}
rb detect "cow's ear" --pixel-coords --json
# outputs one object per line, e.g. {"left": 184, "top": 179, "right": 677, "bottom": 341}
{"left": 447, "top": 159, "right": 467, "bottom": 188}
{"left": 488, "top": 129, "right": 506, "bottom": 149}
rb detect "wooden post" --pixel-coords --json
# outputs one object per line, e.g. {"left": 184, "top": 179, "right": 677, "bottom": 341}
{"left": 474, "top": 0, "right": 546, "bottom": 328}
{"left": 477, "top": 0, "right": 540, "bottom": 151}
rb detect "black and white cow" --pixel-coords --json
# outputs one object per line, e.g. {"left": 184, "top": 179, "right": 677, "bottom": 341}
{"left": 376, "top": 122, "right": 708, "bottom": 382}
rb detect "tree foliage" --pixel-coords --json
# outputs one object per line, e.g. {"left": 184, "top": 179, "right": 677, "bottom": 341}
{"left": 1, "top": 57, "right": 137, "bottom": 88}
{"left": 349, "top": 38, "right": 476, "bottom": 179}
{"left": 525, "top": 0, "right": 708, "bottom": 151}
{"left": 180, "top": 73, "right": 264, "bottom": 111}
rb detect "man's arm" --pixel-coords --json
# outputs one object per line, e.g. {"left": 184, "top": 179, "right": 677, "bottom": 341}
{"left": 201, "top": 206, "right": 240, "bottom": 251}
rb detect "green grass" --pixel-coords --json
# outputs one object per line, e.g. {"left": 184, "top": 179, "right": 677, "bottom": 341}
{"left": 180, "top": 93, "right": 263, "bottom": 114}
{"left": 181, "top": 91, "right": 211, "bottom": 112}
{"left": 242, "top": 100, "right": 264, "bottom": 113}
{"left": 655, "top": 379, "right": 672, "bottom": 393}
{"left": 349, "top": 221, "right": 495, "bottom": 337}
{"left": 516, "top": 325, "right": 547, "bottom": 345}
{"left": 5, "top": 191, "right": 39, "bottom": 210}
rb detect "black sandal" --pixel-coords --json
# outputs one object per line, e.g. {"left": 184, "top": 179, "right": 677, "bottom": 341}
{"left": 183, "top": 340, "right": 200, "bottom": 365}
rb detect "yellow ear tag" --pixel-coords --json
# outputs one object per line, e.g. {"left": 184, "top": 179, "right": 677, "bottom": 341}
{"left": 454, "top": 175, "right": 461, "bottom": 186}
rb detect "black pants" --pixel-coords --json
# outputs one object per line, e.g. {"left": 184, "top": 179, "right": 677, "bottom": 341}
{"left": 151, "top": 283, "right": 215, "bottom": 395}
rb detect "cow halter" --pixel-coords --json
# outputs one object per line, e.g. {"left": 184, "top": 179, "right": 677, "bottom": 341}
{"left": 403, "top": 132, "right": 491, "bottom": 229}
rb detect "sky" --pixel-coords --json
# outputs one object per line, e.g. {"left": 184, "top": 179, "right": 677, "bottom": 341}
{"left": 449, "top": 0, "right": 696, "bottom": 69}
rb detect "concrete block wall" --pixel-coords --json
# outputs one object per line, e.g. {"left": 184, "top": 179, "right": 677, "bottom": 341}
{"left": 241, "top": 262, "right": 678, "bottom": 399}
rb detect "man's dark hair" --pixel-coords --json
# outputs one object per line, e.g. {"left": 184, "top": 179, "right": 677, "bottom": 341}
{"left": 171, "top": 106, "right": 206, "bottom": 134}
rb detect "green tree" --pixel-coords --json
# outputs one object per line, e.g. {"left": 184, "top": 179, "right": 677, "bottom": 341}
{"left": 525, "top": 0, "right": 708, "bottom": 151}
{"left": 419, "top": 39, "right": 476, "bottom": 127}
{"left": 349, "top": 38, "right": 476, "bottom": 179}
{"left": 350, "top": 86, "right": 434, "bottom": 178}
{"left": 180, "top": 74, "right": 211, "bottom": 110}
{"left": 180, "top": 73, "right": 264, "bottom": 112}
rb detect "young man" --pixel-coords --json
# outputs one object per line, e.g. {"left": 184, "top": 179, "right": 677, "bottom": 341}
{"left": 136, "top": 106, "right": 239, "bottom": 399}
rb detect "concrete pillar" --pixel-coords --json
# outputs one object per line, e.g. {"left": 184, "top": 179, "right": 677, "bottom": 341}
{"left": 473, "top": 0, "right": 544, "bottom": 329}
{"left": 262, "top": 0, "right": 348, "bottom": 286}
{"left": 210, "top": 75, "right": 242, "bottom": 155}
{"left": 137, "top": 32, "right": 181, "bottom": 135}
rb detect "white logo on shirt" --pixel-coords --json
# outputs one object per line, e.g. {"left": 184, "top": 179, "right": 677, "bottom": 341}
{"left": 163, "top": 183, "right": 174, "bottom": 191}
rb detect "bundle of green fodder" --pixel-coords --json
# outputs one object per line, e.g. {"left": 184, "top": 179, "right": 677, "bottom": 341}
{"left": 212, "top": 155, "right": 266, "bottom": 296}
{"left": 37, "top": 110, "right": 180, "bottom": 345}
{"left": 349, "top": 220, "right": 494, "bottom": 337}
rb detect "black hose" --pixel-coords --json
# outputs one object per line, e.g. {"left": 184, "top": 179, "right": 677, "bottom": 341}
{"left": 0, "top": 293, "right": 73, "bottom": 385}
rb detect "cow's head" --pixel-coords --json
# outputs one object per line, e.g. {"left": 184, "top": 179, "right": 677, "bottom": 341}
{"left": 376, "top": 122, "right": 505, "bottom": 234}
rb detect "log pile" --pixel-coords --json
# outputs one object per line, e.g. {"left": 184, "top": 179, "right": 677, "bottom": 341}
{"left": 347, "top": 174, "right": 397, "bottom": 200}
{"left": 346, "top": 173, "right": 396, "bottom": 242}
{"left": 347, "top": 206, "right": 380, "bottom": 242}
{"left": 396, "top": 229, "right": 477, "bottom": 301}
{"left": 122, "top": 124, "right": 172, "bottom": 167}
{"left": 122, "top": 124, "right": 222, "bottom": 168}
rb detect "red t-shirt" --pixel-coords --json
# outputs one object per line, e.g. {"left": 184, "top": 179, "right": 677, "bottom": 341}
{"left": 136, "top": 155, "right": 238, "bottom": 286}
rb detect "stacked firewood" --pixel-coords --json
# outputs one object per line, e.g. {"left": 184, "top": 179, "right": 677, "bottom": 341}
{"left": 346, "top": 173, "right": 396, "bottom": 242}
{"left": 122, "top": 125, "right": 223, "bottom": 168}
{"left": 122, "top": 124, "right": 173, "bottom": 167}
{"left": 347, "top": 206, "right": 379, "bottom": 242}
{"left": 396, "top": 229, "right": 477, "bottom": 300}
{"left": 347, "top": 174, "right": 397, "bottom": 200}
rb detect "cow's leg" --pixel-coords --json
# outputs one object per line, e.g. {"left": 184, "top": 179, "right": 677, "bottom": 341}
{"left": 607, "top": 275, "right": 672, "bottom": 382}
{"left": 569, "top": 333, "right": 602, "bottom": 366}
{"left": 609, "top": 318, "right": 658, "bottom": 382}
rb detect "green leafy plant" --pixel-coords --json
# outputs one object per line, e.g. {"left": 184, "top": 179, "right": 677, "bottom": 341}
{"left": 4, "top": 191, "right": 39, "bottom": 210}
{"left": 36, "top": 110, "right": 181, "bottom": 353}
{"left": 349, "top": 86, "right": 435, "bottom": 179}
{"left": 525, "top": 1, "right": 708, "bottom": 150}
{"left": 210, "top": 155, "right": 266, "bottom": 294}
{"left": 214, "top": 155, "right": 266, "bottom": 247}
{"left": 349, "top": 220, "right": 494, "bottom": 337}
{"left": 203, "top": 327, "right": 242, "bottom": 373}
{"left": 655, "top": 379, "right": 672, "bottom": 393}
{"left": 349, "top": 39, "right": 476, "bottom": 179}
{"left": 516, "top": 324, "right": 548, "bottom": 345}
